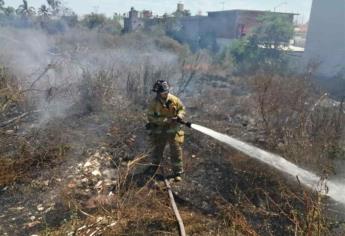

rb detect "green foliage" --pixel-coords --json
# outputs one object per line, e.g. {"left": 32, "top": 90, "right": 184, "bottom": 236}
{"left": 82, "top": 13, "right": 107, "bottom": 29}
{"left": 38, "top": 4, "right": 49, "bottom": 17}
{"left": 254, "top": 13, "right": 294, "bottom": 49}
{"left": 4, "top": 7, "right": 15, "bottom": 16}
{"left": 199, "top": 32, "right": 218, "bottom": 52}
{"left": 16, "top": 0, "right": 35, "bottom": 18}
{"left": 61, "top": 13, "right": 78, "bottom": 27}
{"left": 230, "top": 13, "right": 294, "bottom": 74}
{"left": 0, "top": 0, "right": 121, "bottom": 35}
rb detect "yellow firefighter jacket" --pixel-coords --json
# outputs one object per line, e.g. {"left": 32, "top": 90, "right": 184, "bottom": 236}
{"left": 147, "top": 93, "right": 186, "bottom": 135}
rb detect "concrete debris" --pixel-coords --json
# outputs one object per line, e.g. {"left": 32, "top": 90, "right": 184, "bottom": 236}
{"left": 36, "top": 204, "right": 44, "bottom": 212}
{"left": 91, "top": 169, "right": 101, "bottom": 177}
{"left": 25, "top": 221, "right": 41, "bottom": 229}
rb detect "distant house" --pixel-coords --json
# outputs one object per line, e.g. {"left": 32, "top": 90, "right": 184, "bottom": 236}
{"left": 123, "top": 7, "right": 144, "bottom": 33}
{"left": 172, "top": 9, "right": 296, "bottom": 49}
{"left": 294, "top": 23, "right": 308, "bottom": 47}
{"left": 124, "top": 5, "right": 296, "bottom": 50}
{"left": 206, "top": 10, "right": 295, "bottom": 39}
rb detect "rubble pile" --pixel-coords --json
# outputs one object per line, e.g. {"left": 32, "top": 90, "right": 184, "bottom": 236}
{"left": 64, "top": 149, "right": 118, "bottom": 209}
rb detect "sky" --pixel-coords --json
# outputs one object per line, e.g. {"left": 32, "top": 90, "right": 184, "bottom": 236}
{"left": 6, "top": 0, "right": 312, "bottom": 23}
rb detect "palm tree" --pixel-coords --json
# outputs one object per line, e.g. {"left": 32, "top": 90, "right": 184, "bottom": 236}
{"left": 4, "top": 6, "right": 15, "bottom": 17}
{"left": 47, "top": 0, "right": 60, "bottom": 15}
{"left": 0, "top": 0, "right": 5, "bottom": 13}
{"left": 47, "top": 0, "right": 60, "bottom": 9}
{"left": 16, "top": 0, "right": 35, "bottom": 18}
{"left": 38, "top": 4, "right": 49, "bottom": 17}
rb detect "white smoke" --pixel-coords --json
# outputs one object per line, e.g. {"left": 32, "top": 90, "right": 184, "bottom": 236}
{"left": 0, "top": 27, "right": 180, "bottom": 125}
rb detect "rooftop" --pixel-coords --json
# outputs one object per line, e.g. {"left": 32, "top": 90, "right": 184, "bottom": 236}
{"left": 208, "top": 9, "right": 298, "bottom": 15}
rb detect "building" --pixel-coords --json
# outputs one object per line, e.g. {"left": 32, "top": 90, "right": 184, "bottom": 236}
{"left": 124, "top": 5, "right": 296, "bottom": 50}
{"left": 293, "top": 23, "right": 308, "bottom": 47}
{"left": 123, "top": 7, "right": 144, "bottom": 33}
{"left": 303, "top": 0, "right": 345, "bottom": 77}
{"left": 141, "top": 10, "right": 153, "bottom": 19}
{"left": 177, "top": 3, "right": 184, "bottom": 12}
{"left": 174, "top": 9, "right": 296, "bottom": 49}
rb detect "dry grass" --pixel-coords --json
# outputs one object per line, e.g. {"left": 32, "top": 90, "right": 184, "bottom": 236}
{"left": 249, "top": 72, "right": 345, "bottom": 173}
{"left": 0, "top": 29, "right": 344, "bottom": 236}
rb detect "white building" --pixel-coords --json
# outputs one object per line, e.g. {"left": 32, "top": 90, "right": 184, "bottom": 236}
{"left": 303, "top": 0, "right": 345, "bottom": 77}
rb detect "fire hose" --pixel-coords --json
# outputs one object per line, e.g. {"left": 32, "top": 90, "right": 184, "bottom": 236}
{"left": 145, "top": 118, "right": 191, "bottom": 235}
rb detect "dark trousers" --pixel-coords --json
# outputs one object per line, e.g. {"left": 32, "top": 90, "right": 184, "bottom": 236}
{"left": 149, "top": 131, "right": 184, "bottom": 175}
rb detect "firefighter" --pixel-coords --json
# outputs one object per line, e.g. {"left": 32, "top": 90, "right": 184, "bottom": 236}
{"left": 146, "top": 80, "right": 186, "bottom": 181}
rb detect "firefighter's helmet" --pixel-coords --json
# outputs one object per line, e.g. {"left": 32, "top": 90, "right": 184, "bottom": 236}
{"left": 152, "top": 80, "right": 169, "bottom": 93}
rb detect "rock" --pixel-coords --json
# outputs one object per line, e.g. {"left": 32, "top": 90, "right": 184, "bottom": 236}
{"left": 5, "top": 130, "right": 14, "bottom": 134}
{"left": 9, "top": 207, "right": 24, "bottom": 211}
{"left": 92, "top": 170, "right": 101, "bottom": 177}
{"left": 25, "top": 221, "right": 41, "bottom": 229}
{"left": 93, "top": 152, "right": 101, "bottom": 158}
{"left": 37, "top": 204, "right": 44, "bottom": 211}
{"left": 83, "top": 160, "right": 93, "bottom": 168}
{"left": 104, "top": 179, "right": 113, "bottom": 187}
{"left": 109, "top": 222, "right": 117, "bottom": 227}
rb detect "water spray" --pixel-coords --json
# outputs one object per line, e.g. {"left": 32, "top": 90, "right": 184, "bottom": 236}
{"left": 180, "top": 120, "right": 345, "bottom": 205}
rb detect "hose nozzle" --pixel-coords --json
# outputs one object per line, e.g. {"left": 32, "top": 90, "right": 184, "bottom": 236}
{"left": 178, "top": 120, "right": 192, "bottom": 128}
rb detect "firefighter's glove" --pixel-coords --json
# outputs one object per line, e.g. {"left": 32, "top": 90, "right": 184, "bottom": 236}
{"left": 171, "top": 116, "right": 182, "bottom": 123}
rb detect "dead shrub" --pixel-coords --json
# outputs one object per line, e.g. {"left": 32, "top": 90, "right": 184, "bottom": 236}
{"left": 249, "top": 73, "right": 345, "bottom": 171}
{"left": 0, "top": 65, "right": 26, "bottom": 114}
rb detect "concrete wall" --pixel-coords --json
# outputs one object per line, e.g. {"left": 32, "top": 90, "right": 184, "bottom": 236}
{"left": 207, "top": 11, "right": 237, "bottom": 38}
{"left": 304, "top": 0, "right": 345, "bottom": 77}
{"left": 180, "top": 16, "right": 206, "bottom": 40}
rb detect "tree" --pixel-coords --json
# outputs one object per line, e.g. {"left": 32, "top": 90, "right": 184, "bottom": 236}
{"left": 82, "top": 13, "right": 107, "bottom": 29}
{"left": 47, "top": 0, "right": 61, "bottom": 15}
{"left": 0, "top": 0, "right": 5, "bottom": 15}
{"left": 230, "top": 13, "right": 294, "bottom": 74}
{"left": 38, "top": 4, "right": 49, "bottom": 17}
{"left": 0, "top": 0, "right": 4, "bottom": 9}
{"left": 61, "top": 12, "right": 78, "bottom": 27}
{"left": 254, "top": 13, "right": 294, "bottom": 49}
{"left": 16, "top": 0, "right": 35, "bottom": 18}
{"left": 4, "top": 6, "right": 15, "bottom": 17}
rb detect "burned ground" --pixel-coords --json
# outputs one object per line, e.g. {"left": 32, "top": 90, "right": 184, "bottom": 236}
{"left": 0, "top": 27, "right": 344, "bottom": 236}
